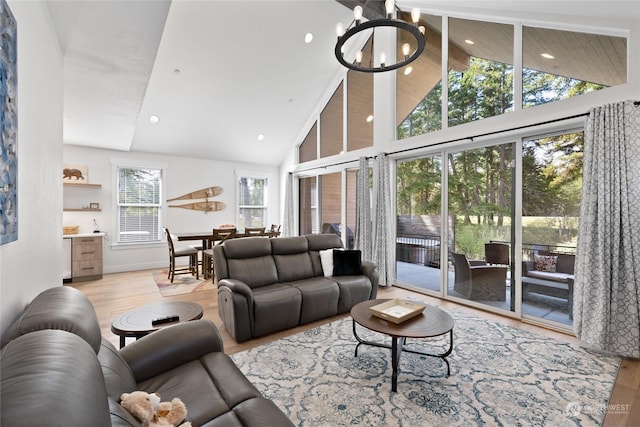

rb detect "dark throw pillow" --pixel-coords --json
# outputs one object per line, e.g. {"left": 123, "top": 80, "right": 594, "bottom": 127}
{"left": 332, "top": 250, "right": 362, "bottom": 276}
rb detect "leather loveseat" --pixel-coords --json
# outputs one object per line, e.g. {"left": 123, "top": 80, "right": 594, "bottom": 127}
{"left": 213, "top": 233, "right": 378, "bottom": 342}
{"left": 0, "top": 286, "right": 293, "bottom": 427}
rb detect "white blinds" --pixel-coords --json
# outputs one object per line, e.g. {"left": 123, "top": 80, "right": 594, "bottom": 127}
{"left": 117, "top": 167, "right": 162, "bottom": 243}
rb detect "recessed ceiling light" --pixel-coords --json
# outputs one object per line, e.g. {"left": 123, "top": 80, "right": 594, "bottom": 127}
{"left": 366, "top": 115, "right": 374, "bottom": 123}
{"left": 257, "top": 134, "right": 265, "bottom": 141}
{"left": 404, "top": 66, "right": 413, "bottom": 76}
{"left": 304, "top": 33, "right": 313, "bottom": 43}
{"left": 541, "top": 53, "right": 555, "bottom": 59}
{"left": 464, "top": 39, "right": 475, "bottom": 45}
{"left": 149, "top": 115, "right": 159, "bottom": 124}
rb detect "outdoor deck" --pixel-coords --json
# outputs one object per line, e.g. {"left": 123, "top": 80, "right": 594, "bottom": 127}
{"left": 395, "top": 261, "right": 573, "bottom": 326}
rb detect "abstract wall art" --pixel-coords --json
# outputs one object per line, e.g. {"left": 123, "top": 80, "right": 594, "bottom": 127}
{"left": 0, "top": 0, "right": 17, "bottom": 245}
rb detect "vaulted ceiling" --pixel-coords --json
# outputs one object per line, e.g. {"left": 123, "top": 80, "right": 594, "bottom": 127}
{"left": 47, "top": 1, "right": 638, "bottom": 167}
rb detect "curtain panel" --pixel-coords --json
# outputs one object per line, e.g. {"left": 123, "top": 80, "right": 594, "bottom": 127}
{"left": 574, "top": 100, "right": 640, "bottom": 358}
{"left": 372, "top": 153, "right": 396, "bottom": 287}
{"left": 355, "top": 157, "right": 372, "bottom": 263}
{"left": 282, "top": 172, "right": 294, "bottom": 237}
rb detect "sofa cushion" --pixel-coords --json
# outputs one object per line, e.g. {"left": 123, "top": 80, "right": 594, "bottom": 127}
{"left": 0, "top": 286, "right": 102, "bottom": 353}
{"left": 534, "top": 254, "right": 557, "bottom": 272}
{"left": 98, "top": 338, "right": 137, "bottom": 400}
{"left": 556, "top": 254, "right": 575, "bottom": 274}
{"left": 285, "top": 277, "right": 339, "bottom": 323}
{"left": 226, "top": 256, "right": 278, "bottom": 288}
{"left": 274, "top": 252, "right": 315, "bottom": 282}
{"left": 252, "top": 284, "right": 302, "bottom": 337}
{"left": 330, "top": 275, "right": 373, "bottom": 313}
{"left": 333, "top": 250, "right": 363, "bottom": 276}
{"left": 319, "top": 249, "right": 335, "bottom": 277}
{"left": 1, "top": 330, "right": 111, "bottom": 427}
{"left": 527, "top": 270, "right": 573, "bottom": 283}
{"left": 137, "top": 352, "right": 276, "bottom": 426}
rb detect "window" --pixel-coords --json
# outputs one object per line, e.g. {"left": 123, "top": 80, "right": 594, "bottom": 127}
{"left": 237, "top": 174, "right": 268, "bottom": 229}
{"left": 116, "top": 166, "right": 162, "bottom": 243}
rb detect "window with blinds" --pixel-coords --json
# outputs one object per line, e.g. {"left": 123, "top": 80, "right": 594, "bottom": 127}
{"left": 237, "top": 176, "right": 267, "bottom": 230}
{"left": 117, "top": 166, "right": 162, "bottom": 243}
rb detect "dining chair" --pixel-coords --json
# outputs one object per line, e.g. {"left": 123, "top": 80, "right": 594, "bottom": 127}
{"left": 245, "top": 227, "right": 266, "bottom": 236}
{"left": 164, "top": 228, "right": 199, "bottom": 283}
{"left": 203, "top": 228, "right": 237, "bottom": 280}
{"left": 269, "top": 224, "right": 281, "bottom": 237}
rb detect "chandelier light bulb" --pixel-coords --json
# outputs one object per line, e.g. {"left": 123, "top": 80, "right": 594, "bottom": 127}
{"left": 402, "top": 43, "right": 411, "bottom": 57}
{"left": 384, "top": 0, "right": 394, "bottom": 18}
{"left": 354, "top": 6, "right": 363, "bottom": 23}
{"left": 419, "top": 25, "right": 426, "bottom": 35}
{"left": 411, "top": 8, "right": 421, "bottom": 24}
{"left": 380, "top": 52, "right": 386, "bottom": 67}
{"left": 335, "top": 22, "right": 344, "bottom": 37}
{"left": 356, "top": 51, "right": 363, "bottom": 65}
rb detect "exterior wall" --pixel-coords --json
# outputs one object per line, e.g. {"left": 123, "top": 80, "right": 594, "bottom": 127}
{"left": 1, "top": 0, "right": 64, "bottom": 337}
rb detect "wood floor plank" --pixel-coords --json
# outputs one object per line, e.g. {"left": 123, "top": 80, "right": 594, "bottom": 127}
{"left": 68, "top": 269, "right": 638, "bottom": 425}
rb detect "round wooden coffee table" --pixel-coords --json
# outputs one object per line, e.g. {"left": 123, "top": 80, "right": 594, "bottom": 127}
{"left": 111, "top": 301, "right": 203, "bottom": 348}
{"left": 350, "top": 299, "right": 454, "bottom": 392}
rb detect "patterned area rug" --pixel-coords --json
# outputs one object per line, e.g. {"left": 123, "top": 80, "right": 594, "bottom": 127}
{"left": 231, "top": 309, "right": 620, "bottom": 426}
{"left": 152, "top": 269, "right": 215, "bottom": 297}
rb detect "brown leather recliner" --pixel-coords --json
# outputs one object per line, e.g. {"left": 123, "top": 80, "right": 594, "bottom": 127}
{"left": 0, "top": 286, "right": 293, "bottom": 427}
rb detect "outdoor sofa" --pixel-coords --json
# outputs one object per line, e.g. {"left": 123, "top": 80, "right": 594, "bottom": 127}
{"left": 522, "top": 253, "right": 575, "bottom": 317}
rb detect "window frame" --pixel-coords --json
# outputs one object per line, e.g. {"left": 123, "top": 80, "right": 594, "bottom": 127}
{"left": 236, "top": 170, "right": 270, "bottom": 230}
{"left": 111, "top": 159, "right": 167, "bottom": 246}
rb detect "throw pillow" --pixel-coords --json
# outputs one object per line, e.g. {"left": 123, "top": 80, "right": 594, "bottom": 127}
{"left": 534, "top": 254, "right": 557, "bottom": 272}
{"left": 333, "top": 250, "right": 362, "bottom": 276}
{"left": 319, "top": 249, "right": 335, "bottom": 277}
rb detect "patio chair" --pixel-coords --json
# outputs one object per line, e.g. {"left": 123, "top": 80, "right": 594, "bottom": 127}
{"left": 451, "top": 252, "right": 507, "bottom": 301}
{"left": 485, "top": 242, "right": 510, "bottom": 266}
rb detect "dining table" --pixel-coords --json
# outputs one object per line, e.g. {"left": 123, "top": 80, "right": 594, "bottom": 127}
{"left": 175, "top": 230, "right": 279, "bottom": 250}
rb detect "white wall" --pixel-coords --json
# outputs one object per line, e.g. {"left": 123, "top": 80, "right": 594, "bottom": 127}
{"left": 0, "top": 1, "right": 64, "bottom": 336}
{"left": 63, "top": 145, "right": 279, "bottom": 273}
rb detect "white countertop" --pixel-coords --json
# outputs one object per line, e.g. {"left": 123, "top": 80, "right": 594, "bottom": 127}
{"left": 63, "top": 232, "right": 106, "bottom": 238}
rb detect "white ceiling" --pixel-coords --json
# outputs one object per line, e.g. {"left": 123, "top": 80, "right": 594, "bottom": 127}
{"left": 49, "top": 0, "right": 354, "bottom": 166}
{"left": 48, "top": 1, "right": 639, "bottom": 167}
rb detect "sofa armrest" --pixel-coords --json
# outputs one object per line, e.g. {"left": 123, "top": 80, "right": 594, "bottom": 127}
{"left": 119, "top": 319, "right": 223, "bottom": 383}
{"left": 361, "top": 261, "right": 379, "bottom": 299}
{"left": 218, "top": 279, "right": 254, "bottom": 302}
{"left": 522, "top": 260, "right": 534, "bottom": 276}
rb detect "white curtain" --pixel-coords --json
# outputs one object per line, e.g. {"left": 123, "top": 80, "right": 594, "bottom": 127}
{"left": 574, "top": 100, "right": 640, "bottom": 358}
{"left": 372, "top": 153, "right": 396, "bottom": 286}
{"left": 355, "top": 156, "right": 372, "bottom": 262}
{"left": 282, "top": 172, "right": 294, "bottom": 237}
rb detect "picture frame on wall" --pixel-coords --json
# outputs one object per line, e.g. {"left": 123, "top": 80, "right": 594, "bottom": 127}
{"left": 0, "top": 0, "right": 18, "bottom": 246}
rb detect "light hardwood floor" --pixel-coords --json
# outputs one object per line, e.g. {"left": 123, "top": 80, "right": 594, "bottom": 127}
{"left": 69, "top": 269, "right": 639, "bottom": 426}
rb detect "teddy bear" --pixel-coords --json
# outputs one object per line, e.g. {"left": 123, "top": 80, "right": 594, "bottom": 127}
{"left": 120, "top": 391, "right": 192, "bottom": 427}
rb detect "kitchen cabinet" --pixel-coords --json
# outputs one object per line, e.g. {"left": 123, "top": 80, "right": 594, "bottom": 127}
{"left": 70, "top": 235, "right": 103, "bottom": 282}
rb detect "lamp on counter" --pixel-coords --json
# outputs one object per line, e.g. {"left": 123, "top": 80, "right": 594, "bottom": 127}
{"left": 334, "top": 0, "right": 425, "bottom": 73}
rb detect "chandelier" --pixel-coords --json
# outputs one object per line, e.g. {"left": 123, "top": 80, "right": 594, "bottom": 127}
{"left": 334, "top": 0, "right": 425, "bottom": 73}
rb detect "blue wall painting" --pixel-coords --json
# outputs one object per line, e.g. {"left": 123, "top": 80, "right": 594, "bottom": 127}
{"left": 0, "top": 0, "right": 17, "bottom": 245}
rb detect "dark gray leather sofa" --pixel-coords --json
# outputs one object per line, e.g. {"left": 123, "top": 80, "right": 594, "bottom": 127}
{"left": 213, "top": 233, "right": 378, "bottom": 342}
{"left": 0, "top": 286, "right": 293, "bottom": 427}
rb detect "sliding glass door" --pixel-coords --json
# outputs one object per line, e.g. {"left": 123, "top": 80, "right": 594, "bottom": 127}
{"left": 521, "top": 131, "right": 582, "bottom": 327}
{"left": 395, "top": 155, "right": 443, "bottom": 294}
{"left": 447, "top": 143, "right": 515, "bottom": 313}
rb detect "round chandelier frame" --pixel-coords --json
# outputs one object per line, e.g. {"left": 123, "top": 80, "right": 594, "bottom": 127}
{"left": 334, "top": 17, "right": 425, "bottom": 73}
